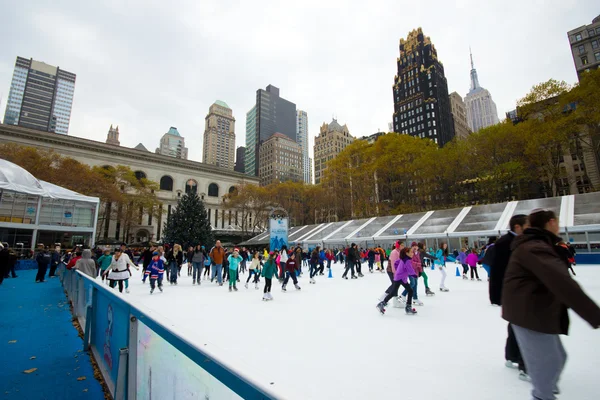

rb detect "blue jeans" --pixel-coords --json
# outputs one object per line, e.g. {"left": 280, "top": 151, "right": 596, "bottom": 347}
{"left": 211, "top": 264, "right": 223, "bottom": 284}
{"left": 192, "top": 262, "right": 203, "bottom": 281}
{"left": 169, "top": 262, "right": 178, "bottom": 283}
{"left": 402, "top": 276, "right": 419, "bottom": 300}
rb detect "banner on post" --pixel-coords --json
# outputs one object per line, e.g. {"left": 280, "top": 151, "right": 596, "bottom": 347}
{"left": 269, "top": 208, "right": 288, "bottom": 251}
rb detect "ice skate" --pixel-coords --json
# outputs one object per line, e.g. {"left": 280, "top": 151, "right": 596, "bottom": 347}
{"left": 150, "top": 288, "right": 154, "bottom": 294}
{"left": 505, "top": 360, "right": 518, "bottom": 369}
{"left": 245, "top": 283, "right": 248, "bottom": 289}
{"left": 233, "top": 285, "right": 238, "bottom": 291}
{"left": 262, "top": 293, "right": 269, "bottom": 301}
{"left": 471, "top": 278, "right": 474, "bottom": 281}
{"left": 477, "top": 278, "right": 482, "bottom": 281}
{"left": 462, "top": 275, "right": 468, "bottom": 280}
{"left": 376, "top": 301, "right": 386, "bottom": 315}
{"left": 229, "top": 286, "right": 232, "bottom": 292}
{"left": 405, "top": 306, "right": 417, "bottom": 315}
{"left": 342, "top": 275, "right": 348, "bottom": 280}
{"left": 392, "top": 297, "right": 403, "bottom": 308}
{"left": 197, "top": 280, "right": 201, "bottom": 286}
{"left": 267, "top": 292, "right": 273, "bottom": 301}
{"left": 282, "top": 284, "right": 287, "bottom": 292}
{"left": 358, "top": 273, "right": 364, "bottom": 277}
{"left": 310, "top": 278, "right": 316, "bottom": 284}
{"left": 294, "top": 284, "right": 301, "bottom": 290}
{"left": 425, "top": 287, "right": 435, "bottom": 296}
{"left": 351, "top": 275, "right": 358, "bottom": 279}
{"left": 439, "top": 287, "right": 449, "bottom": 292}
{"left": 126, "top": 288, "right": 130, "bottom": 293}
{"left": 518, "top": 371, "right": 530, "bottom": 382}
{"left": 413, "top": 299, "right": 424, "bottom": 306}
{"left": 158, "top": 286, "right": 163, "bottom": 292}
{"left": 255, "top": 283, "right": 259, "bottom": 290}
{"left": 193, "top": 281, "right": 196, "bottom": 285}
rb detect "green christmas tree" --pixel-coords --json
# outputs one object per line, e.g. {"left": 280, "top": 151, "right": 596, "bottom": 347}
{"left": 162, "top": 192, "right": 214, "bottom": 248}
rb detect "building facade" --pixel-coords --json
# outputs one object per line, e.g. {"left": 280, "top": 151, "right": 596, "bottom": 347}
{"left": 464, "top": 51, "right": 499, "bottom": 133}
{"left": 567, "top": 15, "right": 600, "bottom": 80}
{"left": 156, "top": 127, "right": 189, "bottom": 159}
{"left": 3, "top": 56, "right": 76, "bottom": 135}
{"left": 392, "top": 28, "right": 455, "bottom": 147}
{"left": 296, "top": 110, "right": 311, "bottom": 184}
{"left": 203, "top": 100, "right": 235, "bottom": 169}
{"left": 0, "top": 124, "right": 260, "bottom": 243}
{"left": 360, "top": 131, "right": 387, "bottom": 144}
{"left": 314, "top": 119, "right": 354, "bottom": 184}
{"left": 245, "top": 85, "right": 296, "bottom": 176}
{"left": 258, "top": 133, "right": 303, "bottom": 186}
{"left": 235, "top": 146, "right": 246, "bottom": 173}
{"left": 449, "top": 92, "right": 471, "bottom": 139}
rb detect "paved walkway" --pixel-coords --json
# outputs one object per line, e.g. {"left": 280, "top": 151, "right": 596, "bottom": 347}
{"left": 0, "top": 270, "right": 104, "bottom": 400}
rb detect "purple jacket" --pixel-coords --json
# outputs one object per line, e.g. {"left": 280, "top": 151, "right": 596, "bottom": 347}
{"left": 393, "top": 256, "right": 416, "bottom": 283}
{"left": 457, "top": 252, "right": 467, "bottom": 264}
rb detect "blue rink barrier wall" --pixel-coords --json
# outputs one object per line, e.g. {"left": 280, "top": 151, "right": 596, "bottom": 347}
{"left": 58, "top": 267, "right": 281, "bottom": 400}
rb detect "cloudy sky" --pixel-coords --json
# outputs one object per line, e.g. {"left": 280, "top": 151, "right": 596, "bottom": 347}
{"left": 0, "top": 0, "right": 597, "bottom": 163}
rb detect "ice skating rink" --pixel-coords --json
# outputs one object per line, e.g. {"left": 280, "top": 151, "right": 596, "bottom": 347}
{"left": 127, "top": 262, "right": 600, "bottom": 400}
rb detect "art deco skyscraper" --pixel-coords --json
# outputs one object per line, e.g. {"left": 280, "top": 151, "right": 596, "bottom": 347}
{"left": 203, "top": 101, "right": 235, "bottom": 169}
{"left": 392, "top": 28, "right": 455, "bottom": 146}
{"left": 464, "top": 50, "right": 499, "bottom": 133}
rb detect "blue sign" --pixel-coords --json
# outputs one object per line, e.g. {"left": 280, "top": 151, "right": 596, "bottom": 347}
{"left": 26, "top": 207, "right": 36, "bottom": 215}
{"left": 64, "top": 212, "right": 72, "bottom": 218}
{"left": 269, "top": 218, "right": 288, "bottom": 251}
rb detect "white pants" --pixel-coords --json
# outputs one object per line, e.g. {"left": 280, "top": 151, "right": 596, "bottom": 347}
{"left": 439, "top": 266, "right": 447, "bottom": 288}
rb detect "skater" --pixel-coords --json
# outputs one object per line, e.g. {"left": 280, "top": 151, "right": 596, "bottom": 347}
{"left": 261, "top": 252, "right": 279, "bottom": 300}
{"left": 203, "top": 248, "right": 211, "bottom": 279}
{"left": 279, "top": 245, "right": 289, "bottom": 278}
{"left": 143, "top": 251, "right": 164, "bottom": 294}
{"left": 457, "top": 248, "right": 468, "bottom": 278}
{"left": 378, "top": 241, "right": 401, "bottom": 303}
{"left": 245, "top": 251, "right": 261, "bottom": 289}
{"left": 352, "top": 244, "right": 363, "bottom": 277}
{"left": 401, "top": 242, "right": 423, "bottom": 306}
{"left": 480, "top": 237, "right": 496, "bottom": 281}
{"left": 489, "top": 214, "right": 529, "bottom": 379}
{"left": 35, "top": 245, "right": 51, "bottom": 283}
{"left": 166, "top": 244, "right": 183, "bottom": 285}
{"left": 191, "top": 245, "right": 206, "bottom": 285}
{"left": 209, "top": 240, "right": 226, "bottom": 286}
{"left": 502, "top": 209, "right": 600, "bottom": 400}
{"left": 282, "top": 252, "right": 301, "bottom": 291}
{"left": 376, "top": 246, "right": 418, "bottom": 315}
{"left": 341, "top": 243, "right": 359, "bottom": 280}
{"left": 435, "top": 242, "right": 449, "bottom": 292}
{"left": 227, "top": 248, "right": 243, "bottom": 292}
{"left": 73, "top": 249, "right": 98, "bottom": 278}
{"left": 186, "top": 246, "right": 194, "bottom": 276}
{"left": 318, "top": 247, "right": 326, "bottom": 275}
{"left": 466, "top": 249, "right": 481, "bottom": 281}
{"left": 309, "top": 247, "right": 320, "bottom": 284}
{"left": 104, "top": 248, "right": 137, "bottom": 293}
{"left": 417, "top": 243, "right": 436, "bottom": 296}
{"left": 367, "top": 248, "right": 375, "bottom": 272}
{"left": 98, "top": 248, "right": 113, "bottom": 283}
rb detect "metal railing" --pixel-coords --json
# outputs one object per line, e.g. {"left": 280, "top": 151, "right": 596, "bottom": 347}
{"left": 58, "top": 266, "right": 281, "bottom": 400}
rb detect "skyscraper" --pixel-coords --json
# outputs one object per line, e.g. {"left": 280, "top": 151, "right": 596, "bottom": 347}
{"left": 258, "top": 133, "right": 303, "bottom": 186}
{"left": 203, "top": 100, "right": 235, "bottom": 169}
{"left": 392, "top": 28, "right": 455, "bottom": 146}
{"left": 156, "top": 127, "right": 188, "bottom": 159}
{"left": 3, "top": 56, "right": 76, "bottom": 135}
{"left": 567, "top": 15, "right": 600, "bottom": 80}
{"left": 245, "top": 85, "right": 296, "bottom": 176}
{"left": 449, "top": 92, "right": 471, "bottom": 139}
{"left": 314, "top": 119, "right": 354, "bottom": 184}
{"left": 296, "top": 110, "right": 310, "bottom": 184}
{"left": 464, "top": 50, "right": 499, "bottom": 133}
{"left": 235, "top": 146, "right": 246, "bottom": 173}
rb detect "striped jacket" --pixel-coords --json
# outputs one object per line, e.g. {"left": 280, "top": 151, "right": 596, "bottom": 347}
{"left": 145, "top": 258, "right": 165, "bottom": 280}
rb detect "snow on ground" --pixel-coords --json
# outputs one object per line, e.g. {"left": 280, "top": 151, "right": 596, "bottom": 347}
{"left": 126, "top": 262, "right": 600, "bottom": 400}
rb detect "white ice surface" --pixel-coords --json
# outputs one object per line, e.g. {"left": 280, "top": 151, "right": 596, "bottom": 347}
{"left": 126, "top": 262, "right": 600, "bottom": 400}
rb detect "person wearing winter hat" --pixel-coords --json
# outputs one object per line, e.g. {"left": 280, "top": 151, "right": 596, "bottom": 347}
{"left": 227, "top": 248, "right": 243, "bottom": 292}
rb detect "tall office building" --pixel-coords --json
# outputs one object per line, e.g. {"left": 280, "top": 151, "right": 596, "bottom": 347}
{"left": 245, "top": 85, "right": 296, "bottom": 176}
{"left": 235, "top": 146, "right": 246, "bottom": 173}
{"left": 203, "top": 100, "right": 235, "bottom": 169}
{"left": 296, "top": 110, "right": 310, "bottom": 184}
{"left": 567, "top": 15, "right": 600, "bottom": 80}
{"left": 314, "top": 119, "right": 354, "bottom": 184}
{"left": 258, "top": 133, "right": 303, "bottom": 186}
{"left": 3, "top": 56, "right": 76, "bottom": 135}
{"left": 464, "top": 50, "right": 499, "bottom": 133}
{"left": 392, "top": 28, "right": 455, "bottom": 147}
{"left": 449, "top": 92, "right": 471, "bottom": 139}
{"left": 156, "top": 127, "right": 188, "bottom": 159}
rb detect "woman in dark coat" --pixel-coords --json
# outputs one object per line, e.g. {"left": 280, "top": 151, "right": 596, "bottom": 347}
{"left": 502, "top": 209, "right": 600, "bottom": 400}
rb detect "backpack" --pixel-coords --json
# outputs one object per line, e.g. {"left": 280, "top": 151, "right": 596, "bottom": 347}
{"left": 204, "top": 256, "right": 211, "bottom": 266}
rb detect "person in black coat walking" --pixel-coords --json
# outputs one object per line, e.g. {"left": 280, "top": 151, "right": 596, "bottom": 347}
{"left": 489, "top": 214, "right": 529, "bottom": 380}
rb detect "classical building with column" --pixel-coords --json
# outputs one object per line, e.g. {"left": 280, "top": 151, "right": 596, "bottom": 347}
{"left": 0, "top": 124, "right": 260, "bottom": 244}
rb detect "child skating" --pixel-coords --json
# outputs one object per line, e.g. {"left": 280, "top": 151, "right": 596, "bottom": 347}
{"left": 466, "top": 249, "right": 481, "bottom": 281}
{"left": 376, "top": 246, "right": 418, "bottom": 315}
{"left": 458, "top": 248, "right": 468, "bottom": 279}
{"left": 435, "top": 242, "right": 450, "bottom": 292}
{"left": 227, "top": 248, "right": 243, "bottom": 292}
{"left": 245, "top": 251, "right": 261, "bottom": 289}
{"left": 143, "top": 251, "right": 165, "bottom": 294}
{"left": 261, "top": 252, "right": 279, "bottom": 301}
{"left": 282, "top": 252, "right": 301, "bottom": 291}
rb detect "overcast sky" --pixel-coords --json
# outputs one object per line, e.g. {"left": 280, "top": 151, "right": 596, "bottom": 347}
{"left": 0, "top": 1, "right": 597, "bottom": 164}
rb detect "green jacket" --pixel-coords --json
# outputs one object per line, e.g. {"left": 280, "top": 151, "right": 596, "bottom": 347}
{"left": 98, "top": 254, "right": 113, "bottom": 271}
{"left": 261, "top": 259, "right": 279, "bottom": 279}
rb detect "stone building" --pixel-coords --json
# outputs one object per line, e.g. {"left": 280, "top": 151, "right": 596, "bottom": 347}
{"left": 203, "top": 100, "right": 235, "bottom": 169}
{"left": 0, "top": 124, "right": 260, "bottom": 243}
{"left": 464, "top": 50, "right": 500, "bottom": 133}
{"left": 449, "top": 92, "right": 471, "bottom": 139}
{"left": 156, "top": 127, "right": 188, "bottom": 159}
{"left": 258, "top": 133, "right": 303, "bottom": 186}
{"left": 313, "top": 119, "right": 354, "bottom": 184}
{"left": 567, "top": 14, "right": 600, "bottom": 80}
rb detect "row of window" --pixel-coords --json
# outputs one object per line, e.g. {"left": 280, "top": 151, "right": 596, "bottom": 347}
{"left": 572, "top": 27, "right": 600, "bottom": 42}
{"left": 580, "top": 52, "right": 600, "bottom": 65}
